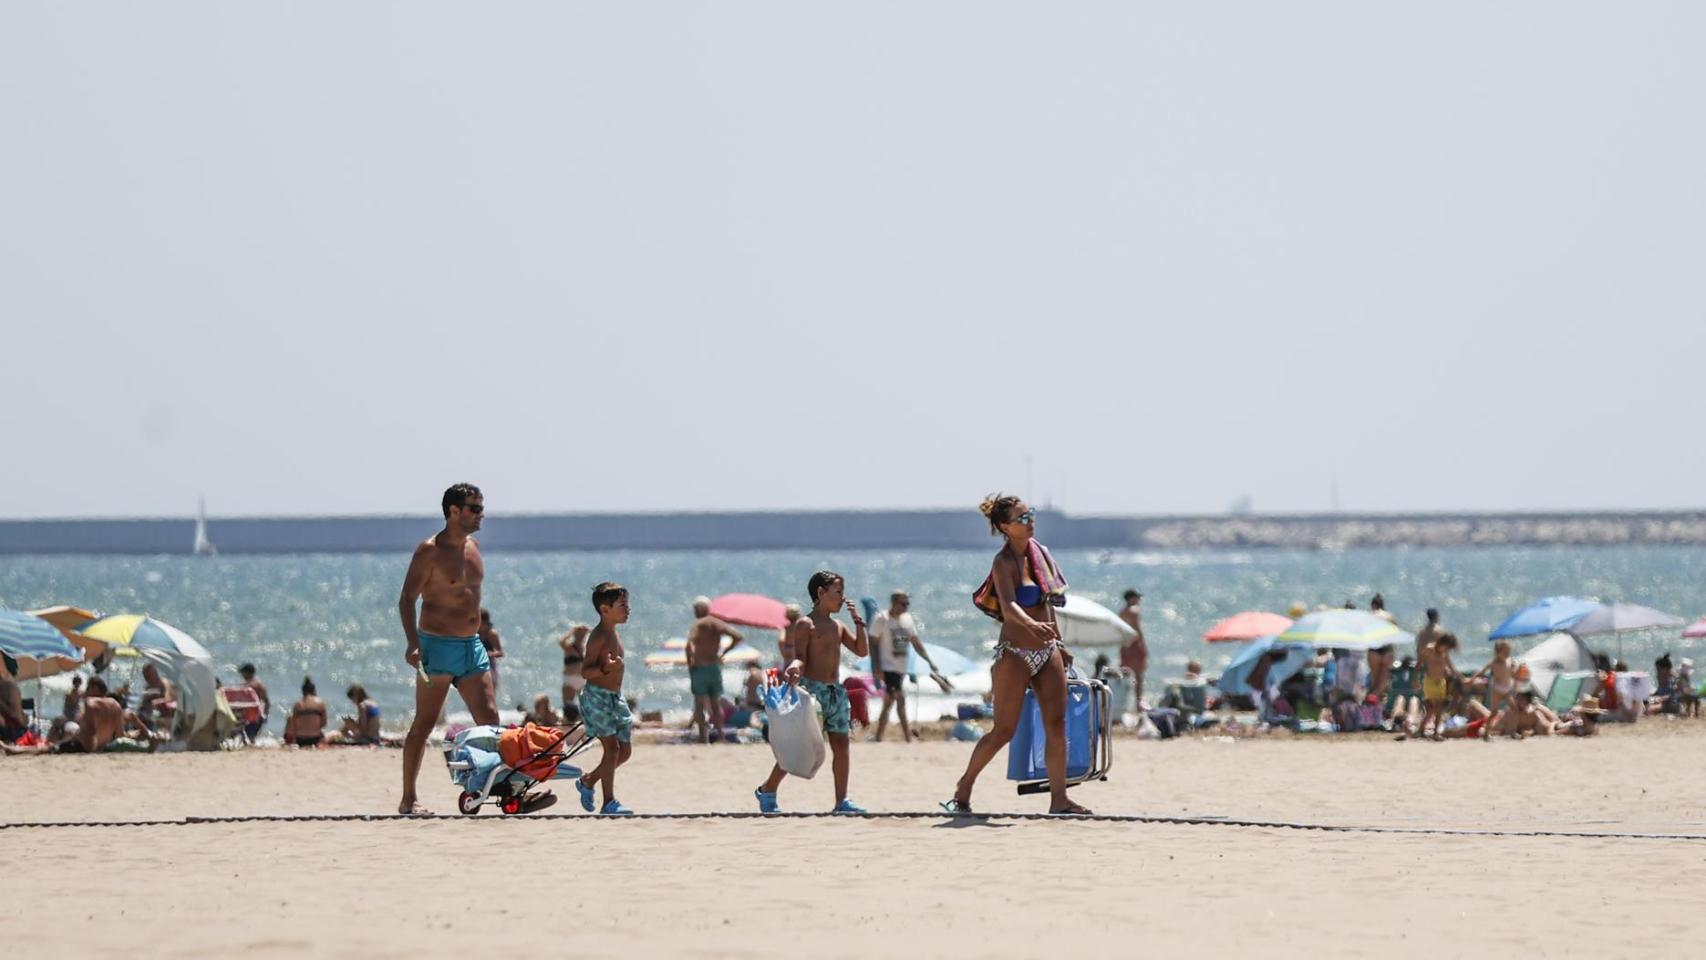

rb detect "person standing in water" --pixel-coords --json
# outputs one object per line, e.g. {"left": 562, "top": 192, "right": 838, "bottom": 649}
{"left": 396, "top": 483, "right": 501, "bottom": 815}
{"left": 945, "top": 494, "right": 1091, "bottom": 816}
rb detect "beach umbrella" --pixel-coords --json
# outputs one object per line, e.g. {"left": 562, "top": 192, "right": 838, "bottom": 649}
{"left": 1216, "top": 636, "right": 1313, "bottom": 697}
{"left": 1488, "top": 596, "right": 1603, "bottom": 641}
{"left": 643, "top": 637, "right": 766, "bottom": 669}
{"left": 1203, "top": 611, "right": 1294, "bottom": 644}
{"left": 1054, "top": 595, "right": 1136, "bottom": 648}
{"left": 78, "top": 614, "right": 213, "bottom": 661}
{"left": 0, "top": 610, "right": 86, "bottom": 679}
{"left": 852, "top": 641, "right": 977, "bottom": 677}
{"left": 1567, "top": 603, "right": 1685, "bottom": 637}
{"left": 1568, "top": 603, "right": 1685, "bottom": 660}
{"left": 1684, "top": 618, "right": 1706, "bottom": 639}
{"left": 707, "top": 594, "right": 790, "bottom": 630}
{"left": 1277, "top": 609, "right": 1406, "bottom": 651}
{"left": 10, "top": 606, "right": 107, "bottom": 678}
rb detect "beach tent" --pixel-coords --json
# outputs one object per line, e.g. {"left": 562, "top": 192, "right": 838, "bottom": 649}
{"left": 1216, "top": 637, "right": 1313, "bottom": 697}
{"left": 1054, "top": 595, "right": 1136, "bottom": 649}
{"left": 1513, "top": 632, "right": 1597, "bottom": 701}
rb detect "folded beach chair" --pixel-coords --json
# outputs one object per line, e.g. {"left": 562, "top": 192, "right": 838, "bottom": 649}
{"left": 1007, "top": 669, "right": 1112, "bottom": 795}
{"left": 218, "top": 686, "right": 265, "bottom": 744}
{"left": 1545, "top": 671, "right": 1593, "bottom": 714}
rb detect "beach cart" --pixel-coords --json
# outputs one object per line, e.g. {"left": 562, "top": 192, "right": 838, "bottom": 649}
{"left": 443, "top": 722, "right": 594, "bottom": 815}
{"left": 1006, "top": 671, "right": 1113, "bottom": 794}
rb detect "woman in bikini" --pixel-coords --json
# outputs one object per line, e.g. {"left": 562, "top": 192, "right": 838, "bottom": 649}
{"left": 944, "top": 494, "right": 1091, "bottom": 816}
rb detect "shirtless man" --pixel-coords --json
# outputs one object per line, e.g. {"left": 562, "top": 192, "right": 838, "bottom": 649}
{"left": 396, "top": 483, "right": 500, "bottom": 815}
{"left": 685, "top": 597, "right": 744, "bottom": 743}
{"left": 61, "top": 677, "right": 125, "bottom": 753}
{"left": 1118, "top": 590, "right": 1147, "bottom": 710}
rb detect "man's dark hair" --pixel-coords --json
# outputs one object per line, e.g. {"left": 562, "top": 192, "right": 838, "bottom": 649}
{"left": 442, "top": 482, "right": 483, "bottom": 517}
{"left": 1425, "top": 608, "right": 1440, "bottom": 623}
{"left": 239, "top": 663, "right": 256, "bottom": 678}
{"left": 807, "top": 570, "right": 844, "bottom": 603}
{"left": 592, "top": 582, "right": 628, "bottom": 612}
{"left": 1124, "top": 589, "right": 1141, "bottom": 601}
{"left": 1370, "top": 593, "right": 1386, "bottom": 610}
{"left": 86, "top": 677, "right": 109, "bottom": 696}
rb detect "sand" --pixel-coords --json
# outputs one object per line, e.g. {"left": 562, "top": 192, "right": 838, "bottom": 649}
{"left": 5, "top": 724, "right": 1705, "bottom": 959}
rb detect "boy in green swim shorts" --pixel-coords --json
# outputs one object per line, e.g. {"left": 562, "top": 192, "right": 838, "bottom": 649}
{"left": 756, "top": 570, "right": 869, "bottom": 814}
{"left": 576, "top": 582, "right": 635, "bottom": 816}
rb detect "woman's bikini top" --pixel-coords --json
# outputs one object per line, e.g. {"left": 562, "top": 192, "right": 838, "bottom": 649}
{"left": 1014, "top": 583, "right": 1043, "bottom": 608}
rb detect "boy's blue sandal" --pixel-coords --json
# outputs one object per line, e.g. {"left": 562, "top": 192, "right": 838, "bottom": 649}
{"left": 577, "top": 778, "right": 596, "bottom": 812}
{"left": 600, "top": 799, "right": 634, "bottom": 816}
{"left": 755, "top": 788, "right": 779, "bottom": 814}
{"left": 832, "top": 799, "right": 867, "bottom": 815}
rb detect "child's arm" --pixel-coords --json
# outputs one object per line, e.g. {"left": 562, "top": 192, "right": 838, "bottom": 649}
{"left": 842, "top": 602, "right": 869, "bottom": 657}
{"left": 784, "top": 620, "right": 811, "bottom": 682}
{"left": 582, "top": 635, "right": 608, "bottom": 682}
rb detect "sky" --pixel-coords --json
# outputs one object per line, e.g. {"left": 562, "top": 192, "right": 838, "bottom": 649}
{"left": 3, "top": 3, "right": 1703, "bottom": 520}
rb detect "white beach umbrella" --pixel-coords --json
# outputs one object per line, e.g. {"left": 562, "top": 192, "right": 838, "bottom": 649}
{"left": 1054, "top": 595, "right": 1137, "bottom": 649}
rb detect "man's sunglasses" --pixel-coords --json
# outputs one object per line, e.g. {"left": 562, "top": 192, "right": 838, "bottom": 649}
{"left": 460, "top": 503, "right": 485, "bottom": 515}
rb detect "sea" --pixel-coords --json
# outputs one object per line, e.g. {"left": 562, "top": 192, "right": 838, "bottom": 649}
{"left": 4, "top": 546, "right": 1704, "bottom": 730}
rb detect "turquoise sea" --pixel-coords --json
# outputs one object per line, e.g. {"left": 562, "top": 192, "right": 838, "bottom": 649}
{"left": 4, "top": 546, "right": 1705, "bottom": 730}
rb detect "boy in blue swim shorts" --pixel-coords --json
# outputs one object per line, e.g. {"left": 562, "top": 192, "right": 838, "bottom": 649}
{"left": 756, "top": 570, "right": 869, "bottom": 815}
{"left": 575, "top": 582, "right": 635, "bottom": 816}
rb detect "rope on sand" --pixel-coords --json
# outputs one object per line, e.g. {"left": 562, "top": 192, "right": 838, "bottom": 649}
{"left": 4, "top": 810, "right": 1706, "bottom": 841}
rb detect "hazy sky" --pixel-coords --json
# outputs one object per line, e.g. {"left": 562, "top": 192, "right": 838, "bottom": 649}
{"left": 4, "top": 3, "right": 1703, "bottom": 520}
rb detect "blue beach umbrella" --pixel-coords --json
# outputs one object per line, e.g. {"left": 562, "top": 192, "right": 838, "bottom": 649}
{"left": 1489, "top": 596, "right": 1604, "bottom": 641}
{"left": 1216, "top": 636, "right": 1313, "bottom": 697}
{"left": 0, "top": 609, "right": 83, "bottom": 666}
{"left": 1277, "top": 610, "right": 1406, "bottom": 651}
{"left": 0, "top": 609, "right": 89, "bottom": 686}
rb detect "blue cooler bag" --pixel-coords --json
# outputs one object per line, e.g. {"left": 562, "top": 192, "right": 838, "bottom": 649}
{"left": 1006, "top": 678, "right": 1102, "bottom": 787}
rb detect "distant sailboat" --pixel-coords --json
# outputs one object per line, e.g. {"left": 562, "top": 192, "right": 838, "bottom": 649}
{"left": 193, "top": 496, "right": 218, "bottom": 556}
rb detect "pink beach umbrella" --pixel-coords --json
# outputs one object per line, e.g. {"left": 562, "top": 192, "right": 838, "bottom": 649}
{"left": 1683, "top": 618, "right": 1706, "bottom": 639}
{"left": 708, "top": 593, "right": 791, "bottom": 630}
{"left": 1203, "top": 611, "right": 1294, "bottom": 644}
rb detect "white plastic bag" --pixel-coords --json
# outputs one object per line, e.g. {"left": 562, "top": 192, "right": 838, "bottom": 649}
{"left": 763, "top": 680, "right": 827, "bottom": 779}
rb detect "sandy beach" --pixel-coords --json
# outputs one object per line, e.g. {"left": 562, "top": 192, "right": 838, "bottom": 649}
{"left": 5, "top": 724, "right": 1705, "bottom": 959}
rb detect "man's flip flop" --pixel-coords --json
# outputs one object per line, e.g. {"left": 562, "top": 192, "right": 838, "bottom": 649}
{"left": 1048, "top": 803, "right": 1093, "bottom": 816}
{"left": 397, "top": 803, "right": 434, "bottom": 817}
{"left": 940, "top": 798, "right": 973, "bottom": 815}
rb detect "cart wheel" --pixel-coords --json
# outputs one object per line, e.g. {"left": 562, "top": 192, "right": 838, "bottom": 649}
{"left": 501, "top": 796, "right": 522, "bottom": 815}
{"left": 457, "top": 791, "right": 482, "bottom": 816}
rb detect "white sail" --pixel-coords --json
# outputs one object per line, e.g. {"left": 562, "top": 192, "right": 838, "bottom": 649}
{"left": 193, "top": 496, "right": 217, "bottom": 556}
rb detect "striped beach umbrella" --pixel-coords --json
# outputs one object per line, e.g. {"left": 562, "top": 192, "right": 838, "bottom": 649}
{"left": 0, "top": 610, "right": 85, "bottom": 678}
{"left": 1277, "top": 609, "right": 1406, "bottom": 651}
{"left": 78, "top": 614, "right": 213, "bottom": 662}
